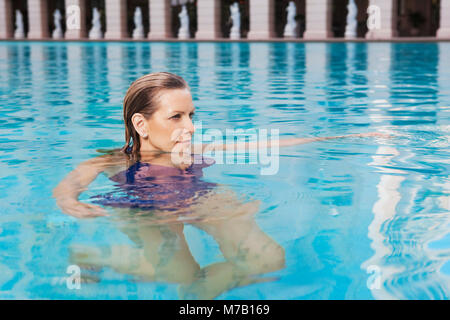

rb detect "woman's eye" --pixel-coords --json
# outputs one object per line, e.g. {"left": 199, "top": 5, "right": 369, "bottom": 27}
{"left": 189, "top": 113, "right": 194, "bottom": 119}
{"left": 170, "top": 114, "right": 181, "bottom": 119}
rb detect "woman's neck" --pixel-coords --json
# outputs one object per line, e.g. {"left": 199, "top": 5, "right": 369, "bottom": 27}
{"left": 138, "top": 150, "right": 193, "bottom": 170}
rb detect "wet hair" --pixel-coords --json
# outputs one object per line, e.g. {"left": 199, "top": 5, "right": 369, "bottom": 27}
{"left": 121, "top": 72, "right": 189, "bottom": 160}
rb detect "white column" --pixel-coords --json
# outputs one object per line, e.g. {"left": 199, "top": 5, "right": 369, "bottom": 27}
{"left": 0, "top": 0, "right": 13, "bottom": 39}
{"left": 437, "top": 0, "right": 450, "bottom": 38}
{"left": 196, "top": 0, "right": 220, "bottom": 39}
{"left": 148, "top": 0, "right": 172, "bottom": 39}
{"left": 303, "top": 0, "right": 332, "bottom": 39}
{"left": 247, "top": 0, "right": 275, "bottom": 39}
{"left": 365, "top": 0, "right": 397, "bottom": 39}
{"left": 65, "top": 0, "right": 87, "bottom": 39}
{"left": 27, "top": 0, "right": 49, "bottom": 39}
{"left": 105, "top": 0, "right": 127, "bottom": 39}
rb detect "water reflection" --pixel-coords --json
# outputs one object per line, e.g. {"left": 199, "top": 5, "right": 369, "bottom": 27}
{"left": 325, "top": 43, "right": 369, "bottom": 123}
{"left": 362, "top": 43, "right": 449, "bottom": 299}
{"left": 364, "top": 145, "right": 450, "bottom": 299}
{"left": 1, "top": 41, "right": 449, "bottom": 299}
{"left": 389, "top": 43, "right": 438, "bottom": 126}
{"left": 183, "top": 43, "right": 199, "bottom": 100}
{"left": 214, "top": 43, "right": 255, "bottom": 126}
{"left": 215, "top": 43, "right": 252, "bottom": 101}
{"left": 82, "top": 44, "right": 110, "bottom": 107}
{"left": 267, "top": 43, "right": 306, "bottom": 122}
{"left": 122, "top": 43, "right": 152, "bottom": 83}
{"left": 363, "top": 146, "right": 406, "bottom": 300}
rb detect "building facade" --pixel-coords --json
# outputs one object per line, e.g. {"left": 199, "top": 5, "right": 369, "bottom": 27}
{"left": 0, "top": 0, "right": 449, "bottom": 40}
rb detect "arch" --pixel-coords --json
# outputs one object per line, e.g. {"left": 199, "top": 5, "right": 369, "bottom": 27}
{"left": 85, "top": 0, "right": 106, "bottom": 36}
{"left": 221, "top": 0, "right": 249, "bottom": 38}
{"left": 47, "top": 0, "right": 66, "bottom": 38}
{"left": 396, "top": 0, "right": 440, "bottom": 37}
{"left": 171, "top": 0, "right": 197, "bottom": 38}
{"left": 332, "top": 0, "right": 369, "bottom": 38}
{"left": 126, "top": 0, "right": 149, "bottom": 38}
{"left": 274, "top": 0, "right": 305, "bottom": 38}
{"left": 12, "top": 0, "right": 29, "bottom": 38}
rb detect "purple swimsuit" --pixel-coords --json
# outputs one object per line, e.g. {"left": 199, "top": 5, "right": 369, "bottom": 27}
{"left": 91, "top": 155, "right": 216, "bottom": 211}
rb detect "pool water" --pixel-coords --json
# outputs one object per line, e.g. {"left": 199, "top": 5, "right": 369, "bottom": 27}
{"left": 0, "top": 41, "right": 449, "bottom": 299}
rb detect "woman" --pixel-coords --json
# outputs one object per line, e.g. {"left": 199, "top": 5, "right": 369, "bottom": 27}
{"left": 53, "top": 72, "right": 389, "bottom": 298}
{"left": 53, "top": 71, "right": 389, "bottom": 219}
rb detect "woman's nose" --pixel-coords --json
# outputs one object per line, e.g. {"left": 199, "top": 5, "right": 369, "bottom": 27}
{"left": 184, "top": 117, "right": 195, "bottom": 135}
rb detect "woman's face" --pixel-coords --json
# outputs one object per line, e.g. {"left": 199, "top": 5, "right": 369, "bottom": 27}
{"left": 134, "top": 88, "right": 195, "bottom": 154}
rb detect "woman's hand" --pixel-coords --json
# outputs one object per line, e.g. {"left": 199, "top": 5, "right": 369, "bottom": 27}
{"left": 56, "top": 198, "right": 109, "bottom": 219}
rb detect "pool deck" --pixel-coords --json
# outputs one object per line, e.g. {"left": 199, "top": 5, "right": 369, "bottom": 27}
{"left": 1, "top": 37, "right": 450, "bottom": 43}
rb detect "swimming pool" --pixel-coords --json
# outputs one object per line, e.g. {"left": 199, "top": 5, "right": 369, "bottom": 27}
{"left": 0, "top": 41, "right": 449, "bottom": 299}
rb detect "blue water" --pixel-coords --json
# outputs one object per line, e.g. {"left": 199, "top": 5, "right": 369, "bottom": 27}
{"left": 0, "top": 41, "right": 449, "bottom": 299}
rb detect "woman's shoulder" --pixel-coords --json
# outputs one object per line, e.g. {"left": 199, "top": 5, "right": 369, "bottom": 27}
{"left": 88, "top": 148, "right": 130, "bottom": 177}
{"left": 93, "top": 152, "right": 215, "bottom": 178}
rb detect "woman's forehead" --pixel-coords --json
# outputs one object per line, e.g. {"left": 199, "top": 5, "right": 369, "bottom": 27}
{"left": 157, "top": 89, "right": 194, "bottom": 111}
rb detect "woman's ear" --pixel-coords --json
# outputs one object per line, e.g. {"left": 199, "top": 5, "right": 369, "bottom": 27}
{"left": 131, "top": 113, "right": 148, "bottom": 138}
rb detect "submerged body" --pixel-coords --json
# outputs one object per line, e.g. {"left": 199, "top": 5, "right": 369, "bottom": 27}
{"left": 91, "top": 155, "right": 216, "bottom": 211}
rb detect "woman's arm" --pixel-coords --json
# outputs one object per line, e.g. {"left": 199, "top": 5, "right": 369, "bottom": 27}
{"left": 52, "top": 155, "right": 114, "bottom": 218}
{"left": 201, "top": 131, "right": 391, "bottom": 152}
{"left": 277, "top": 131, "right": 392, "bottom": 148}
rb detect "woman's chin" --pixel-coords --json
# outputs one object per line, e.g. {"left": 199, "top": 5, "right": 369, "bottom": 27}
{"left": 169, "top": 144, "right": 193, "bottom": 167}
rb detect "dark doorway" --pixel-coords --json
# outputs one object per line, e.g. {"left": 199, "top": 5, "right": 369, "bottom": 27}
{"left": 397, "top": 0, "right": 440, "bottom": 36}
{"left": 12, "top": 0, "right": 29, "bottom": 38}
{"left": 221, "top": 0, "right": 250, "bottom": 38}
{"left": 332, "top": 0, "right": 369, "bottom": 38}
{"left": 171, "top": 0, "right": 197, "bottom": 38}
{"left": 47, "top": 0, "right": 66, "bottom": 37}
{"left": 332, "top": 0, "right": 347, "bottom": 37}
{"left": 86, "top": 0, "right": 106, "bottom": 36}
{"left": 127, "top": 0, "right": 149, "bottom": 38}
{"left": 274, "top": 0, "right": 306, "bottom": 38}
